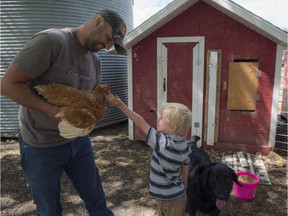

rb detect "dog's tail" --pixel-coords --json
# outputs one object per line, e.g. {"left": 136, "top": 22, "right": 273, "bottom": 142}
{"left": 189, "top": 135, "right": 201, "bottom": 148}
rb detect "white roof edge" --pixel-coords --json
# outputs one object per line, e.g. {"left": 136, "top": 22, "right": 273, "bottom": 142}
{"left": 205, "top": 0, "right": 287, "bottom": 47}
{"left": 124, "top": 0, "right": 197, "bottom": 48}
{"left": 125, "top": 0, "right": 287, "bottom": 48}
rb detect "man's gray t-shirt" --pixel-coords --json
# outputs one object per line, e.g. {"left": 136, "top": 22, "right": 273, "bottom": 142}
{"left": 12, "top": 28, "right": 101, "bottom": 147}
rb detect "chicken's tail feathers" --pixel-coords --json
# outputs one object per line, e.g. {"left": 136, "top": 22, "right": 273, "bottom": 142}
{"left": 57, "top": 119, "right": 94, "bottom": 139}
{"left": 55, "top": 108, "right": 96, "bottom": 139}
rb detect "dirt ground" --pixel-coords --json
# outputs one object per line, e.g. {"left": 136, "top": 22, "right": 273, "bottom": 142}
{"left": 1, "top": 121, "right": 287, "bottom": 216}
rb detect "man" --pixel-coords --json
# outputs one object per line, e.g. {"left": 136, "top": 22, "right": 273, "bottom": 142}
{"left": 0, "top": 9, "right": 126, "bottom": 216}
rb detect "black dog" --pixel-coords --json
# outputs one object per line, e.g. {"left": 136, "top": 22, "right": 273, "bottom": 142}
{"left": 186, "top": 136, "right": 242, "bottom": 216}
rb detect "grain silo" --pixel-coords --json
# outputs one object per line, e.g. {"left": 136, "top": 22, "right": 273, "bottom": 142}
{"left": 0, "top": 0, "right": 133, "bottom": 134}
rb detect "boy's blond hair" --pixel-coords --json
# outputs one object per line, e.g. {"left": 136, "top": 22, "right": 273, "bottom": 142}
{"left": 160, "top": 103, "right": 192, "bottom": 136}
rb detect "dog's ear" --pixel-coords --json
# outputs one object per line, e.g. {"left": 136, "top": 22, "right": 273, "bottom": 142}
{"left": 201, "top": 163, "right": 215, "bottom": 187}
{"left": 230, "top": 168, "right": 243, "bottom": 187}
{"left": 189, "top": 165, "right": 206, "bottom": 184}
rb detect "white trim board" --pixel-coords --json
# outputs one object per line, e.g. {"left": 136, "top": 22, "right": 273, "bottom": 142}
{"left": 206, "top": 51, "right": 218, "bottom": 145}
{"left": 269, "top": 44, "right": 284, "bottom": 149}
{"left": 127, "top": 48, "right": 134, "bottom": 140}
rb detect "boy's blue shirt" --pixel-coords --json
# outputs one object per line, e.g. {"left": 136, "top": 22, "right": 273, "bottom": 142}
{"left": 146, "top": 127, "right": 191, "bottom": 200}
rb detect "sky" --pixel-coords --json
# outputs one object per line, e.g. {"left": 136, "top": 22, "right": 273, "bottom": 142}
{"left": 133, "top": 0, "right": 288, "bottom": 30}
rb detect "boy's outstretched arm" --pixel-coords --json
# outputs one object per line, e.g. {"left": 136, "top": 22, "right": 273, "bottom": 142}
{"left": 107, "top": 94, "right": 151, "bottom": 136}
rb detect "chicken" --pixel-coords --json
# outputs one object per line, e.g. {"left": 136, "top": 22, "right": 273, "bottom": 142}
{"left": 34, "top": 83, "right": 110, "bottom": 139}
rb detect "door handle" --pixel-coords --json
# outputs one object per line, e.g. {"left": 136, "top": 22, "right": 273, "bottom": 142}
{"left": 163, "top": 78, "right": 166, "bottom": 92}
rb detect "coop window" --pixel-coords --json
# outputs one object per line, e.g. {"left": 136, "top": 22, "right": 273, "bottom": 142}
{"left": 227, "top": 61, "right": 259, "bottom": 111}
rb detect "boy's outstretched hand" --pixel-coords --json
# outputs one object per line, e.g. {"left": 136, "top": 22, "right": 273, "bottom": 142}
{"left": 106, "top": 94, "right": 124, "bottom": 107}
{"left": 106, "top": 94, "right": 150, "bottom": 135}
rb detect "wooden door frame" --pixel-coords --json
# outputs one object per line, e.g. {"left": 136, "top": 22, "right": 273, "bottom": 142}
{"left": 157, "top": 36, "right": 205, "bottom": 145}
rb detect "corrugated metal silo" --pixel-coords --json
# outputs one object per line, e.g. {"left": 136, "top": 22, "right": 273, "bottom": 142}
{"left": 0, "top": 0, "right": 133, "bottom": 134}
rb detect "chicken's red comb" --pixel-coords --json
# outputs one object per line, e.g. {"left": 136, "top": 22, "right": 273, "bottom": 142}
{"left": 104, "top": 83, "right": 110, "bottom": 94}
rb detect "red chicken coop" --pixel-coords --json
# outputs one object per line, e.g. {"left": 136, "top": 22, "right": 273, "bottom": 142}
{"left": 124, "top": 0, "right": 287, "bottom": 154}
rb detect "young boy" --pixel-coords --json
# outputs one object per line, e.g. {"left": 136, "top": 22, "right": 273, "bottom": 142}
{"left": 107, "top": 94, "right": 192, "bottom": 216}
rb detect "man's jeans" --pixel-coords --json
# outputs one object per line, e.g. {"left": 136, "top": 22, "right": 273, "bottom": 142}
{"left": 19, "top": 134, "right": 114, "bottom": 216}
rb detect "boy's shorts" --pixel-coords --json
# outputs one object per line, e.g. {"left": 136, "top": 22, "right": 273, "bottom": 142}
{"left": 157, "top": 193, "right": 187, "bottom": 216}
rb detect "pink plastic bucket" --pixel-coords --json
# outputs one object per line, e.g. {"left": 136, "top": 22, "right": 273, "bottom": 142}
{"left": 233, "top": 171, "right": 260, "bottom": 200}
